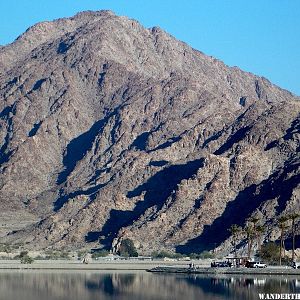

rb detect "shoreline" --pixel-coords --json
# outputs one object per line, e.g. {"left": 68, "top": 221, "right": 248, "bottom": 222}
{"left": 148, "top": 266, "right": 300, "bottom": 275}
{"left": 0, "top": 259, "right": 195, "bottom": 271}
{"left": 0, "top": 260, "right": 299, "bottom": 275}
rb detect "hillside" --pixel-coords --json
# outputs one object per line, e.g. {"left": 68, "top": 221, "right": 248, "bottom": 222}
{"left": 0, "top": 10, "right": 299, "bottom": 254}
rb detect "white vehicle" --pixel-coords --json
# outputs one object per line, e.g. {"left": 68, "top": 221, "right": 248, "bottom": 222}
{"left": 245, "top": 261, "right": 267, "bottom": 268}
{"left": 253, "top": 262, "right": 267, "bottom": 268}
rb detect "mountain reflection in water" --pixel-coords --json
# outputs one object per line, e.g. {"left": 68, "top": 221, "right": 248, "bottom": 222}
{"left": 0, "top": 271, "right": 299, "bottom": 300}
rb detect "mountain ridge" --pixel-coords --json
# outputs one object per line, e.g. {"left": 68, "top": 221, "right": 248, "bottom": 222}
{"left": 0, "top": 10, "right": 299, "bottom": 254}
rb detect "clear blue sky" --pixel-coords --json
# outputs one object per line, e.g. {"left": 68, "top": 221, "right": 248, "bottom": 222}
{"left": 0, "top": 0, "right": 299, "bottom": 95}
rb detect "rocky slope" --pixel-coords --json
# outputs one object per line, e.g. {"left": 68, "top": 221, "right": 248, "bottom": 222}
{"left": 0, "top": 10, "right": 299, "bottom": 254}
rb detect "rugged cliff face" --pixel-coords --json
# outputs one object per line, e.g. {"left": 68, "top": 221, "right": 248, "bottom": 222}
{"left": 0, "top": 10, "right": 299, "bottom": 253}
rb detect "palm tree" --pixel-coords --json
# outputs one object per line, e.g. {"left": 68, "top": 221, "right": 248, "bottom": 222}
{"left": 244, "top": 216, "right": 260, "bottom": 259}
{"left": 229, "top": 224, "right": 242, "bottom": 260}
{"left": 287, "top": 213, "right": 300, "bottom": 262}
{"left": 278, "top": 216, "right": 289, "bottom": 266}
{"left": 249, "top": 216, "right": 260, "bottom": 247}
{"left": 256, "top": 225, "right": 265, "bottom": 252}
{"left": 244, "top": 224, "right": 255, "bottom": 259}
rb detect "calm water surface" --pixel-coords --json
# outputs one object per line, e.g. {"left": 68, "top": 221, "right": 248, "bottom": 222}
{"left": 0, "top": 270, "right": 299, "bottom": 300}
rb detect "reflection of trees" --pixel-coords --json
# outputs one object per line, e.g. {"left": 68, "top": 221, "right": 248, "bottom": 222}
{"left": 94, "top": 273, "right": 136, "bottom": 295}
{"left": 0, "top": 272, "right": 299, "bottom": 300}
{"left": 0, "top": 272, "right": 223, "bottom": 300}
{"left": 0, "top": 272, "right": 138, "bottom": 300}
{"left": 184, "top": 274, "right": 300, "bottom": 300}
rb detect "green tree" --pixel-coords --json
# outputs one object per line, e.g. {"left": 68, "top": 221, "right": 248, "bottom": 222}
{"left": 256, "top": 225, "right": 265, "bottom": 252}
{"left": 20, "top": 255, "right": 34, "bottom": 264}
{"left": 19, "top": 250, "right": 28, "bottom": 258}
{"left": 118, "top": 239, "right": 138, "bottom": 257}
{"left": 278, "top": 216, "right": 289, "bottom": 266}
{"left": 258, "top": 242, "right": 280, "bottom": 263}
{"left": 229, "top": 224, "right": 242, "bottom": 259}
{"left": 244, "top": 224, "right": 255, "bottom": 259}
{"left": 19, "top": 251, "right": 34, "bottom": 264}
{"left": 248, "top": 216, "right": 260, "bottom": 249}
{"left": 287, "top": 212, "right": 300, "bottom": 262}
{"left": 244, "top": 215, "right": 264, "bottom": 258}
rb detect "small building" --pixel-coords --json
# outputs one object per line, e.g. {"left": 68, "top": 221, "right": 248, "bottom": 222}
{"left": 225, "top": 256, "right": 249, "bottom": 267}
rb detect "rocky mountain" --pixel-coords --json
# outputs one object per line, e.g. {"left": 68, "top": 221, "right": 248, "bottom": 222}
{"left": 0, "top": 10, "right": 299, "bottom": 254}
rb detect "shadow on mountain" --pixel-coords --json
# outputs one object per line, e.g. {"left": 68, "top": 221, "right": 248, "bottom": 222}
{"left": 202, "top": 128, "right": 224, "bottom": 148}
{"left": 1, "top": 77, "right": 18, "bottom": 90}
{"left": 28, "top": 121, "right": 42, "bottom": 137}
{"left": 87, "top": 166, "right": 111, "bottom": 185}
{"left": 98, "top": 158, "right": 204, "bottom": 248}
{"left": 284, "top": 118, "right": 300, "bottom": 140}
{"left": 265, "top": 140, "right": 278, "bottom": 151}
{"left": 54, "top": 182, "right": 107, "bottom": 211}
{"left": 283, "top": 117, "right": 300, "bottom": 152}
{"left": 176, "top": 161, "right": 300, "bottom": 253}
{"left": 0, "top": 104, "right": 14, "bottom": 119}
{"left": 130, "top": 124, "right": 166, "bottom": 152}
{"left": 149, "top": 136, "right": 181, "bottom": 152}
{"left": 57, "top": 41, "right": 72, "bottom": 54}
{"left": 265, "top": 117, "right": 300, "bottom": 151}
{"left": 127, "top": 159, "right": 204, "bottom": 199}
{"left": 149, "top": 160, "right": 169, "bottom": 167}
{"left": 214, "top": 126, "right": 252, "bottom": 155}
{"left": 32, "top": 78, "right": 47, "bottom": 91}
{"left": 131, "top": 131, "right": 150, "bottom": 151}
{"left": 85, "top": 231, "right": 102, "bottom": 243}
{"left": 56, "top": 108, "right": 120, "bottom": 185}
{"left": 0, "top": 104, "right": 15, "bottom": 165}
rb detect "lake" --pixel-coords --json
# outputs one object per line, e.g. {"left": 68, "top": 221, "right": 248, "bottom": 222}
{"left": 0, "top": 270, "right": 299, "bottom": 300}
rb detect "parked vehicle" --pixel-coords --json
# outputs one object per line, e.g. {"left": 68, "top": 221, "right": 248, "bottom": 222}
{"left": 211, "top": 261, "right": 232, "bottom": 268}
{"left": 292, "top": 262, "right": 300, "bottom": 269}
{"left": 245, "top": 261, "right": 267, "bottom": 268}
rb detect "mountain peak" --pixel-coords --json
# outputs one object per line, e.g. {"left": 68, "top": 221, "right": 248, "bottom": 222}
{"left": 0, "top": 11, "right": 299, "bottom": 254}
{"left": 72, "top": 9, "right": 116, "bottom": 20}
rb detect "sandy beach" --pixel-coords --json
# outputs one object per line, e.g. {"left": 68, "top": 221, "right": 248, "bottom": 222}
{"left": 0, "top": 259, "right": 200, "bottom": 270}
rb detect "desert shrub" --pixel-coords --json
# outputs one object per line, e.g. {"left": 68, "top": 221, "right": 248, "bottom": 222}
{"left": 77, "top": 250, "right": 88, "bottom": 260}
{"left": 189, "top": 253, "right": 200, "bottom": 259}
{"left": 19, "top": 251, "right": 28, "bottom": 258}
{"left": 198, "top": 251, "right": 215, "bottom": 259}
{"left": 151, "top": 251, "right": 184, "bottom": 259}
{"left": 20, "top": 255, "right": 34, "bottom": 264}
{"left": 59, "top": 251, "right": 70, "bottom": 259}
{"left": 34, "top": 255, "right": 47, "bottom": 260}
{"left": 17, "top": 251, "right": 34, "bottom": 264}
{"left": 44, "top": 250, "right": 70, "bottom": 260}
{"left": 151, "top": 251, "right": 171, "bottom": 258}
{"left": 13, "top": 243, "right": 24, "bottom": 250}
{"left": 91, "top": 250, "right": 109, "bottom": 259}
{"left": 187, "top": 251, "right": 215, "bottom": 259}
{"left": 0, "top": 243, "right": 12, "bottom": 253}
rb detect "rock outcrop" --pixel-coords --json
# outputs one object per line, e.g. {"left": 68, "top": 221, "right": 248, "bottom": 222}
{"left": 0, "top": 11, "right": 299, "bottom": 253}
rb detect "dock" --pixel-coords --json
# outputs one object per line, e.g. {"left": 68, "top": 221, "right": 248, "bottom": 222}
{"left": 147, "top": 266, "right": 300, "bottom": 275}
